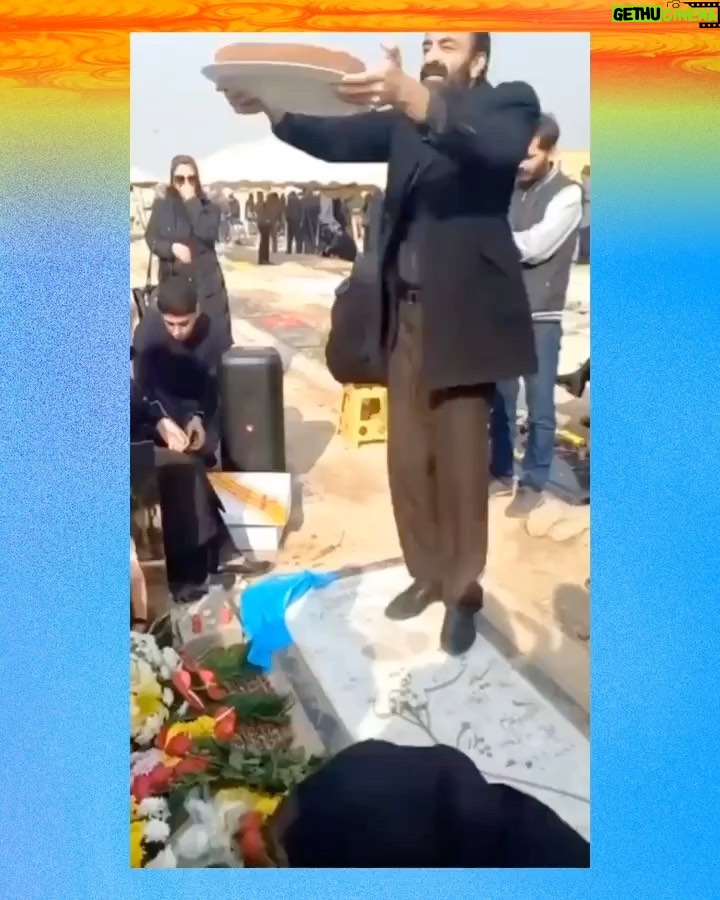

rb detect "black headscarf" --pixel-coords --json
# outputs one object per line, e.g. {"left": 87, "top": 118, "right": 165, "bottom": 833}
{"left": 272, "top": 740, "right": 589, "bottom": 868}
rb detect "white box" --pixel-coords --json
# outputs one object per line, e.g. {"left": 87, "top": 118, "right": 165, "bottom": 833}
{"left": 209, "top": 471, "right": 292, "bottom": 553}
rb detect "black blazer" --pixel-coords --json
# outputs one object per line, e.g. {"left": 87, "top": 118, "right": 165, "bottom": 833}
{"left": 145, "top": 191, "right": 231, "bottom": 336}
{"left": 274, "top": 81, "right": 540, "bottom": 390}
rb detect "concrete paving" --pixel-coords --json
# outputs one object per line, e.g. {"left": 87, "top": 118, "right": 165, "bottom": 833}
{"left": 131, "top": 242, "right": 590, "bottom": 714}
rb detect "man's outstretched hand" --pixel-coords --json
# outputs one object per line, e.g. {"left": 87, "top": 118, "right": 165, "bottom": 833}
{"left": 218, "top": 87, "right": 266, "bottom": 116}
{"left": 336, "top": 45, "right": 430, "bottom": 122}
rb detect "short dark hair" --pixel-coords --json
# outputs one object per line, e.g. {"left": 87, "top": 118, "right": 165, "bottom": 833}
{"left": 157, "top": 276, "right": 198, "bottom": 316}
{"left": 536, "top": 113, "right": 560, "bottom": 151}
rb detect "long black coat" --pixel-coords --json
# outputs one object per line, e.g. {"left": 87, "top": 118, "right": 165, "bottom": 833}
{"left": 274, "top": 80, "right": 540, "bottom": 389}
{"left": 145, "top": 191, "right": 231, "bottom": 339}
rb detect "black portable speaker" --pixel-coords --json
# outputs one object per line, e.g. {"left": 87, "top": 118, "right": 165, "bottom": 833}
{"left": 219, "top": 346, "right": 286, "bottom": 472}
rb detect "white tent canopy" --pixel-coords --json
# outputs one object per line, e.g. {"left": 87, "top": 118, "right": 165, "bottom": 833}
{"left": 198, "top": 136, "right": 387, "bottom": 188}
{"left": 130, "top": 165, "right": 160, "bottom": 185}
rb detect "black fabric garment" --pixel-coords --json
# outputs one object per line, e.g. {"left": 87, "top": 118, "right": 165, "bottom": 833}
{"left": 273, "top": 80, "right": 540, "bottom": 390}
{"left": 258, "top": 223, "right": 272, "bottom": 264}
{"left": 274, "top": 740, "right": 589, "bottom": 868}
{"left": 130, "top": 378, "right": 233, "bottom": 587}
{"left": 325, "top": 252, "right": 386, "bottom": 385}
{"left": 145, "top": 190, "right": 232, "bottom": 340}
{"left": 130, "top": 377, "right": 165, "bottom": 438}
{"left": 132, "top": 310, "right": 230, "bottom": 459}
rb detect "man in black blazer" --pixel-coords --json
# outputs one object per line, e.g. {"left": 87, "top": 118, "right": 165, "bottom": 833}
{"left": 221, "top": 33, "right": 539, "bottom": 655}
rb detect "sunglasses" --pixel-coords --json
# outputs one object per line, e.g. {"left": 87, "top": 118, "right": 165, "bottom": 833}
{"left": 174, "top": 174, "right": 198, "bottom": 186}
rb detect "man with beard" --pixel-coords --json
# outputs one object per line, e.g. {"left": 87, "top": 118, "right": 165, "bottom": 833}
{"left": 220, "top": 33, "right": 539, "bottom": 655}
{"left": 490, "top": 115, "right": 583, "bottom": 516}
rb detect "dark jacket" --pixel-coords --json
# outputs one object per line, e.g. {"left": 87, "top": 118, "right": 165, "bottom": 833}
{"left": 274, "top": 81, "right": 540, "bottom": 389}
{"left": 132, "top": 310, "right": 231, "bottom": 450}
{"left": 130, "top": 378, "right": 164, "bottom": 442}
{"left": 145, "top": 190, "right": 231, "bottom": 337}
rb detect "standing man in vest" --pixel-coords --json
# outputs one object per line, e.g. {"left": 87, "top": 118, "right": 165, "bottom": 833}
{"left": 490, "top": 114, "right": 583, "bottom": 516}
{"left": 220, "top": 34, "right": 540, "bottom": 655}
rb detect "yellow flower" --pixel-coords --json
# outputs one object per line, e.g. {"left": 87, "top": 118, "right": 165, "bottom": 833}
{"left": 162, "top": 716, "right": 216, "bottom": 766}
{"left": 167, "top": 716, "right": 216, "bottom": 741}
{"left": 131, "top": 663, "right": 166, "bottom": 735}
{"left": 216, "top": 786, "right": 283, "bottom": 818}
{"left": 130, "top": 820, "right": 145, "bottom": 868}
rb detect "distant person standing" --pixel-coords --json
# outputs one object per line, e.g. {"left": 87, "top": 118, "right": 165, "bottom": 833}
{"left": 490, "top": 115, "right": 582, "bottom": 516}
{"left": 256, "top": 192, "right": 272, "bottom": 265}
{"left": 266, "top": 192, "right": 283, "bottom": 254}
{"left": 348, "top": 192, "right": 364, "bottom": 242}
{"left": 285, "top": 191, "right": 303, "bottom": 253}
{"left": 145, "top": 154, "right": 231, "bottom": 342}
{"left": 244, "top": 194, "right": 256, "bottom": 234}
{"left": 578, "top": 165, "right": 590, "bottom": 264}
{"left": 301, "top": 189, "right": 320, "bottom": 254}
{"left": 228, "top": 191, "right": 240, "bottom": 223}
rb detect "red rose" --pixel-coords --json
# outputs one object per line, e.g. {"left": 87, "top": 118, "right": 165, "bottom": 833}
{"left": 171, "top": 669, "right": 205, "bottom": 711}
{"left": 213, "top": 707, "right": 237, "bottom": 742}
{"left": 164, "top": 733, "right": 193, "bottom": 757}
{"left": 131, "top": 773, "right": 154, "bottom": 801}
{"left": 148, "top": 764, "right": 174, "bottom": 793}
{"left": 197, "top": 668, "right": 227, "bottom": 701}
{"left": 154, "top": 725, "right": 169, "bottom": 750}
{"left": 174, "top": 755, "right": 209, "bottom": 777}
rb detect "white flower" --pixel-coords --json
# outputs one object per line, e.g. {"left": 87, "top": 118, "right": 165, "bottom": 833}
{"left": 177, "top": 702, "right": 189, "bottom": 716}
{"left": 134, "top": 709, "right": 168, "bottom": 746}
{"left": 138, "top": 797, "right": 169, "bottom": 820}
{"left": 175, "top": 823, "right": 211, "bottom": 860}
{"left": 144, "top": 847, "right": 177, "bottom": 868}
{"left": 131, "top": 749, "right": 164, "bottom": 777}
{"left": 144, "top": 818, "right": 171, "bottom": 844}
{"left": 162, "top": 647, "right": 181, "bottom": 672}
{"left": 163, "top": 687, "right": 174, "bottom": 706}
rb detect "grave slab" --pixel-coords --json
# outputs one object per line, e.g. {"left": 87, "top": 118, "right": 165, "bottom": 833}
{"left": 279, "top": 564, "right": 590, "bottom": 839}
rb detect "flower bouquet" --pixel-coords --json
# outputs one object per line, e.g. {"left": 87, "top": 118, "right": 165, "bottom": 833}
{"left": 130, "top": 633, "right": 323, "bottom": 868}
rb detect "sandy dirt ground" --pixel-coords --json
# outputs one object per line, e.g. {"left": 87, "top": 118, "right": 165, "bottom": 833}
{"left": 131, "top": 240, "right": 590, "bottom": 715}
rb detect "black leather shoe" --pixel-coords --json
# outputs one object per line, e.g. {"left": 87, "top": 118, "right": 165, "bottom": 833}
{"left": 385, "top": 580, "right": 440, "bottom": 621}
{"left": 440, "top": 606, "right": 478, "bottom": 656}
{"left": 220, "top": 557, "right": 272, "bottom": 578}
{"left": 556, "top": 361, "right": 590, "bottom": 399}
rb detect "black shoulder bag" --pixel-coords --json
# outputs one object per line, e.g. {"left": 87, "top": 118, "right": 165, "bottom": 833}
{"left": 132, "top": 249, "right": 159, "bottom": 319}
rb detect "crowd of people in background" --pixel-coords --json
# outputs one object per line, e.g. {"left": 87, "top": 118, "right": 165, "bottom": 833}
{"left": 206, "top": 185, "right": 384, "bottom": 265}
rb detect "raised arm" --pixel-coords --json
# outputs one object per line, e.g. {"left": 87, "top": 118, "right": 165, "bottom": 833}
{"left": 336, "top": 45, "right": 539, "bottom": 171}
{"left": 271, "top": 109, "right": 394, "bottom": 163}
{"left": 421, "top": 81, "right": 541, "bottom": 170}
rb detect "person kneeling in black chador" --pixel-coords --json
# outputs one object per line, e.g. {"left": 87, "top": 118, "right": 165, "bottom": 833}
{"left": 241, "top": 740, "right": 590, "bottom": 868}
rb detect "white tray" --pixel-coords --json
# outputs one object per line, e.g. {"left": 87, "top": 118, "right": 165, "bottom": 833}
{"left": 202, "top": 60, "right": 370, "bottom": 117}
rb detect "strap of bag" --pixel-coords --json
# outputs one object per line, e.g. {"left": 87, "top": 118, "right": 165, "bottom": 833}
{"left": 144, "top": 249, "right": 155, "bottom": 290}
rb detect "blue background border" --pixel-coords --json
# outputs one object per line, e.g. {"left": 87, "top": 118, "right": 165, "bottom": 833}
{"left": 1, "top": 40, "right": 719, "bottom": 900}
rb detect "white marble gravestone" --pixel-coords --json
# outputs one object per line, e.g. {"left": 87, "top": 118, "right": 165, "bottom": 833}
{"left": 278, "top": 564, "right": 590, "bottom": 840}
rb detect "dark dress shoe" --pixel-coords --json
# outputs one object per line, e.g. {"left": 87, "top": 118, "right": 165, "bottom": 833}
{"left": 385, "top": 580, "right": 440, "bottom": 621}
{"left": 170, "top": 580, "right": 209, "bottom": 604}
{"left": 440, "top": 606, "right": 478, "bottom": 656}
{"left": 220, "top": 556, "right": 272, "bottom": 578}
{"left": 556, "top": 359, "right": 590, "bottom": 399}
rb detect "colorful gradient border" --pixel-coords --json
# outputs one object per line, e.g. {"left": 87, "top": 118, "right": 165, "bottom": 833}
{"left": 1, "top": 3, "right": 718, "bottom": 897}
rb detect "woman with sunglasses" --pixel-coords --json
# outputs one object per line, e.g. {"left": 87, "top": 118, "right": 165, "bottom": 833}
{"left": 145, "top": 155, "right": 232, "bottom": 342}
